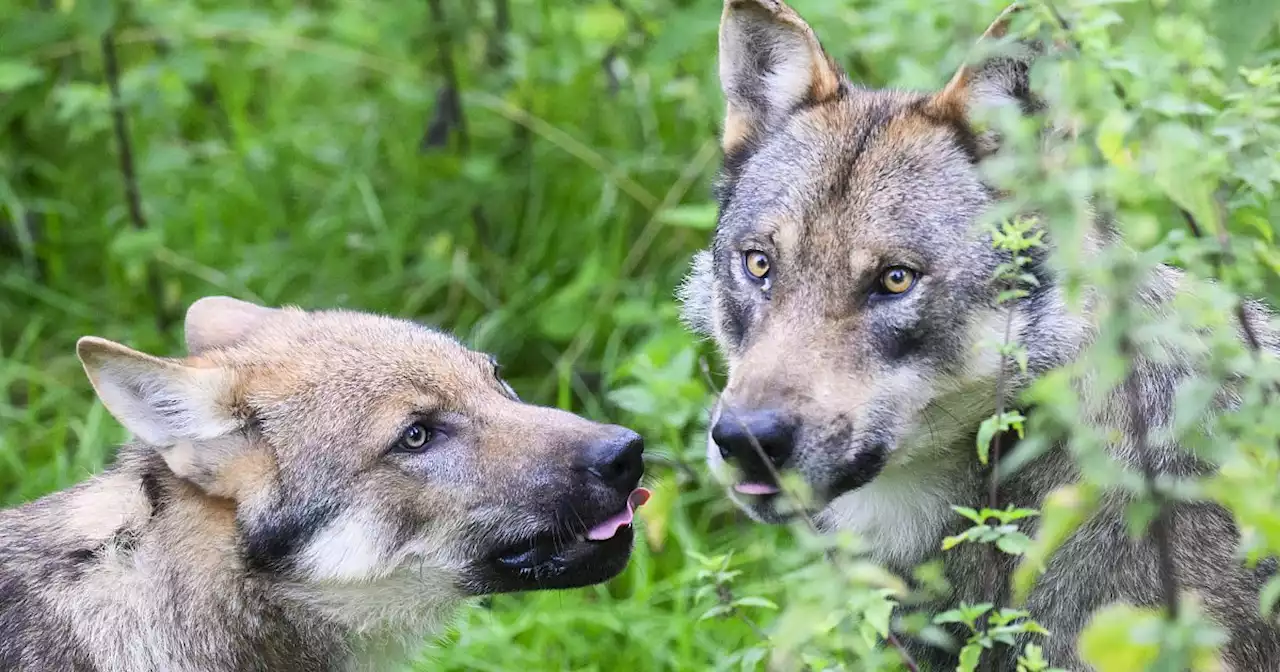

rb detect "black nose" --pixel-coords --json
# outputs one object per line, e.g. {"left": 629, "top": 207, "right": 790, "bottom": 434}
{"left": 712, "top": 409, "right": 796, "bottom": 472}
{"left": 574, "top": 428, "right": 645, "bottom": 490}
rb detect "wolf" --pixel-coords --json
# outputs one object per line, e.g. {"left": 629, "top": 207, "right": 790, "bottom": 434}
{"left": 679, "top": 1, "right": 1280, "bottom": 668}
{"left": 0, "top": 296, "right": 649, "bottom": 671}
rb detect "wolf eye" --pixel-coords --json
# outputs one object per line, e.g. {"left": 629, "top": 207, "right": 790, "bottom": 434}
{"left": 743, "top": 251, "right": 771, "bottom": 280}
{"left": 397, "top": 423, "right": 436, "bottom": 453}
{"left": 877, "top": 267, "right": 918, "bottom": 295}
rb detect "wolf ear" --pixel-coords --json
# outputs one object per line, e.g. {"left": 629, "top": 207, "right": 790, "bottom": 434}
{"left": 184, "top": 296, "right": 278, "bottom": 354}
{"left": 718, "top": 0, "right": 843, "bottom": 154}
{"left": 78, "top": 337, "right": 250, "bottom": 488}
{"left": 927, "top": 4, "right": 1040, "bottom": 142}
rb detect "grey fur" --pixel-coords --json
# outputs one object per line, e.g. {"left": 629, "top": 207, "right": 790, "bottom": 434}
{"left": 684, "top": 1, "right": 1280, "bottom": 668}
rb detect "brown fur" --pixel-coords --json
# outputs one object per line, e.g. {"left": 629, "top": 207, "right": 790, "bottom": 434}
{"left": 0, "top": 297, "right": 645, "bottom": 671}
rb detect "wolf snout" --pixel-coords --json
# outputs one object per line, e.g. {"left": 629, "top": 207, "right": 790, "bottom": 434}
{"left": 572, "top": 427, "right": 645, "bottom": 491}
{"left": 712, "top": 409, "right": 796, "bottom": 476}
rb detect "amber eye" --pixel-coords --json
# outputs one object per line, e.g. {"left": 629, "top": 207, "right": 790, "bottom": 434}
{"left": 879, "top": 267, "right": 918, "bottom": 295}
{"left": 398, "top": 423, "right": 435, "bottom": 452}
{"left": 743, "top": 251, "right": 771, "bottom": 280}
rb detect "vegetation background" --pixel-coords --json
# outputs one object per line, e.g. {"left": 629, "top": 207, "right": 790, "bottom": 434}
{"left": 1, "top": 0, "right": 1277, "bottom": 670}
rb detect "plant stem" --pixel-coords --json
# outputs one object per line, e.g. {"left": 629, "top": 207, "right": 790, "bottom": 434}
{"left": 102, "top": 32, "right": 170, "bottom": 332}
{"left": 1120, "top": 336, "right": 1180, "bottom": 618}
{"left": 698, "top": 359, "right": 921, "bottom": 672}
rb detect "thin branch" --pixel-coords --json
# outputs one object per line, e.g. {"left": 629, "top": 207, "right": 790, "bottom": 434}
{"left": 1043, "top": 2, "right": 1267, "bottom": 360}
{"left": 697, "top": 359, "right": 921, "bottom": 672}
{"left": 988, "top": 307, "right": 1017, "bottom": 509}
{"left": 1043, "top": 7, "right": 1258, "bottom": 619}
{"left": 979, "top": 297, "right": 1019, "bottom": 672}
{"left": 102, "top": 32, "right": 170, "bottom": 332}
{"left": 486, "top": 0, "right": 510, "bottom": 68}
{"left": 423, "top": 0, "right": 468, "bottom": 152}
{"left": 1120, "top": 337, "right": 1180, "bottom": 618}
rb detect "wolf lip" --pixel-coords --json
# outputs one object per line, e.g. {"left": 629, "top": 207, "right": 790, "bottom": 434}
{"left": 733, "top": 482, "right": 780, "bottom": 496}
{"left": 475, "top": 488, "right": 650, "bottom": 594}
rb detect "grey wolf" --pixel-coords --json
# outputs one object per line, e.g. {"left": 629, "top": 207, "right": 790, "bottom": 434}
{"left": 0, "top": 296, "right": 648, "bottom": 671}
{"left": 679, "top": 1, "right": 1280, "bottom": 668}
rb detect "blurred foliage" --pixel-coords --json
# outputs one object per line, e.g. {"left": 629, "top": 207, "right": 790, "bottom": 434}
{"left": 1, "top": 0, "right": 1278, "bottom": 670}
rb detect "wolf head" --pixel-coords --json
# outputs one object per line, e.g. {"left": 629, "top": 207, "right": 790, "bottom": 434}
{"left": 76, "top": 297, "right": 646, "bottom": 600}
{"left": 681, "top": 2, "right": 1075, "bottom": 538}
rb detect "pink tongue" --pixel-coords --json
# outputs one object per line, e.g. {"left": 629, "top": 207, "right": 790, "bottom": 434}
{"left": 586, "top": 488, "right": 651, "bottom": 541}
{"left": 734, "top": 482, "right": 781, "bottom": 496}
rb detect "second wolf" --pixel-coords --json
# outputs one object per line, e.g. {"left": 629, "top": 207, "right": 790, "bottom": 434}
{"left": 681, "top": 0, "right": 1280, "bottom": 668}
{"left": 0, "top": 297, "right": 648, "bottom": 671}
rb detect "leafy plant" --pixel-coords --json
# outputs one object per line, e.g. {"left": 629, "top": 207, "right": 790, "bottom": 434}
{"left": 2, "top": 0, "right": 1279, "bottom": 670}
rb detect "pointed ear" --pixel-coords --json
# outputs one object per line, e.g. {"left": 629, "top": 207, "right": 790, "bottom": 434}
{"left": 718, "top": 0, "right": 844, "bottom": 154}
{"left": 927, "top": 4, "right": 1042, "bottom": 148}
{"left": 184, "top": 296, "right": 278, "bottom": 354}
{"left": 77, "top": 336, "right": 240, "bottom": 448}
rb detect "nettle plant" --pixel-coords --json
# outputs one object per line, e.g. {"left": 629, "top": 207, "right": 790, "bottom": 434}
{"left": 688, "top": 1, "right": 1280, "bottom": 671}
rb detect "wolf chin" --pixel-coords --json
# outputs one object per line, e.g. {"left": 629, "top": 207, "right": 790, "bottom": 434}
{"left": 680, "top": 1, "right": 1280, "bottom": 668}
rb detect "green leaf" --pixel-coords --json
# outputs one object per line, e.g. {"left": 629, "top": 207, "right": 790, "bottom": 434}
{"left": 1260, "top": 576, "right": 1280, "bottom": 618}
{"left": 636, "top": 475, "right": 677, "bottom": 551}
{"left": 608, "top": 385, "right": 659, "bottom": 416}
{"left": 699, "top": 604, "right": 732, "bottom": 621}
{"left": 996, "top": 531, "right": 1032, "bottom": 556}
{"left": 108, "top": 228, "right": 163, "bottom": 264}
{"left": 933, "top": 608, "right": 968, "bottom": 625}
{"left": 72, "top": 0, "right": 117, "bottom": 37}
{"left": 575, "top": 2, "right": 628, "bottom": 44}
{"left": 0, "top": 61, "right": 43, "bottom": 93}
{"left": 959, "top": 642, "right": 985, "bottom": 672}
{"left": 1123, "top": 497, "right": 1159, "bottom": 540}
{"left": 1014, "top": 484, "right": 1101, "bottom": 605}
{"left": 976, "top": 416, "right": 998, "bottom": 465}
{"left": 1078, "top": 604, "right": 1161, "bottom": 672}
{"left": 952, "top": 505, "right": 983, "bottom": 523}
{"left": 1213, "top": 0, "right": 1280, "bottom": 74}
{"left": 732, "top": 596, "right": 778, "bottom": 610}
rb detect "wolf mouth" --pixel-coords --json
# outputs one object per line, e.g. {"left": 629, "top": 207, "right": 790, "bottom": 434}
{"left": 731, "top": 444, "right": 889, "bottom": 525}
{"left": 472, "top": 488, "right": 650, "bottom": 594}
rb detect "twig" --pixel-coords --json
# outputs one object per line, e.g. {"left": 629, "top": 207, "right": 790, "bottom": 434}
{"left": 697, "top": 358, "right": 921, "bottom": 672}
{"left": 988, "top": 308, "right": 1017, "bottom": 509}
{"left": 486, "top": 0, "right": 510, "bottom": 67}
{"left": 979, "top": 295, "right": 1019, "bottom": 672}
{"left": 1042, "top": 2, "right": 1267, "bottom": 361}
{"left": 1043, "top": 1, "right": 1259, "bottom": 621}
{"left": 102, "top": 32, "right": 170, "bottom": 332}
{"left": 1179, "top": 206, "right": 1270, "bottom": 355}
{"left": 1120, "top": 337, "right": 1180, "bottom": 618}
{"left": 423, "top": 0, "right": 468, "bottom": 152}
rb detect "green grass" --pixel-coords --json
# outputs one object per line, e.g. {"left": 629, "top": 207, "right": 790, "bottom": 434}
{"left": 12, "top": 0, "right": 1274, "bottom": 669}
{"left": 8, "top": 0, "right": 960, "bottom": 667}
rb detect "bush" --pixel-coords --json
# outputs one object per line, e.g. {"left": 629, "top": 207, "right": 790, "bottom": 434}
{"left": 1, "top": 1, "right": 1277, "bottom": 670}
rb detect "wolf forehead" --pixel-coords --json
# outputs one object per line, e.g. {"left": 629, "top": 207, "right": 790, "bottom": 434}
{"left": 197, "top": 307, "right": 497, "bottom": 406}
{"left": 715, "top": 91, "right": 991, "bottom": 251}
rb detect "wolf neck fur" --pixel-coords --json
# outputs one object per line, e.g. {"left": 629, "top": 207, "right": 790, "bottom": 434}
{"left": 12, "top": 443, "right": 453, "bottom": 670}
